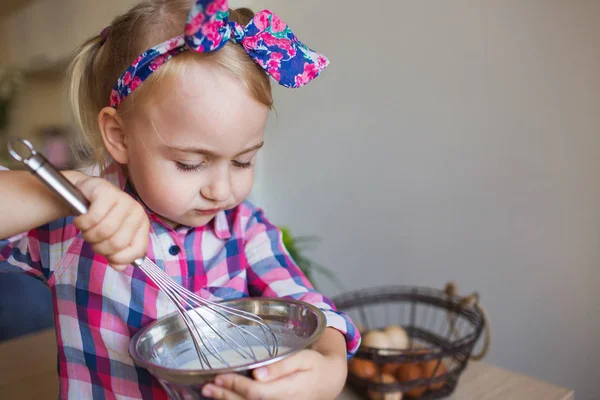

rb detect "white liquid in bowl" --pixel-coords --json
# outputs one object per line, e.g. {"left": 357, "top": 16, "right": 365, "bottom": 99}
{"left": 179, "top": 345, "right": 291, "bottom": 370}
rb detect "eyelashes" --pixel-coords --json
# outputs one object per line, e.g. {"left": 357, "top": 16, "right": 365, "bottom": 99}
{"left": 175, "top": 162, "right": 206, "bottom": 172}
{"left": 175, "top": 160, "right": 254, "bottom": 172}
{"left": 232, "top": 160, "right": 253, "bottom": 169}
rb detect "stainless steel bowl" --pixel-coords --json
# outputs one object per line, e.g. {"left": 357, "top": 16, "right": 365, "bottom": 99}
{"left": 130, "top": 298, "right": 327, "bottom": 399}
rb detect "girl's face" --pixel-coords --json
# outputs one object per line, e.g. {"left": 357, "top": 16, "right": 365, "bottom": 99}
{"left": 119, "top": 61, "right": 269, "bottom": 228}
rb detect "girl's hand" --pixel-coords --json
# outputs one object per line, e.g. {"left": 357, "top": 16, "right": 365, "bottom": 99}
{"left": 73, "top": 176, "right": 150, "bottom": 271}
{"left": 202, "top": 329, "right": 348, "bottom": 400}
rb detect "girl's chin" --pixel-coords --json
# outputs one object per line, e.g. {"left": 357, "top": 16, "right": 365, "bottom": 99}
{"left": 157, "top": 212, "right": 216, "bottom": 229}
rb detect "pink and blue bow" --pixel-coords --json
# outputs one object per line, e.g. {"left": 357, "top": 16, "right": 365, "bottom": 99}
{"left": 110, "top": 0, "right": 330, "bottom": 108}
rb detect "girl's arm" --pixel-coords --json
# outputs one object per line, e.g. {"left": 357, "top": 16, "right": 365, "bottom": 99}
{"left": 0, "top": 169, "right": 150, "bottom": 272}
{"left": 0, "top": 170, "right": 87, "bottom": 239}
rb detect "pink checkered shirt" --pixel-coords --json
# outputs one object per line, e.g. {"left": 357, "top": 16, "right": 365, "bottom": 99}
{"left": 0, "top": 162, "right": 360, "bottom": 399}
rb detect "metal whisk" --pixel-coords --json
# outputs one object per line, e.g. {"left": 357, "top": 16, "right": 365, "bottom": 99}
{"left": 8, "top": 138, "right": 278, "bottom": 369}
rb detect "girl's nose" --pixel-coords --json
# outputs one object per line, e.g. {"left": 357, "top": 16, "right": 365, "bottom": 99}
{"left": 200, "top": 166, "right": 231, "bottom": 203}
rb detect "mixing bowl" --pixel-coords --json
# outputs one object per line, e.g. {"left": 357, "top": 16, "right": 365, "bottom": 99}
{"left": 130, "top": 298, "right": 327, "bottom": 399}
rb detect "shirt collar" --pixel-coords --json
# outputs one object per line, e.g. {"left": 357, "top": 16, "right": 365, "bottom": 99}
{"left": 101, "top": 159, "right": 232, "bottom": 240}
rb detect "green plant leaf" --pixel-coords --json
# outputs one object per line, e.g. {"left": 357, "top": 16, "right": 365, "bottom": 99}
{"left": 278, "top": 225, "right": 341, "bottom": 292}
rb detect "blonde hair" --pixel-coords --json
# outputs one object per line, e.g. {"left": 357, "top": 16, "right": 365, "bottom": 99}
{"left": 67, "top": 0, "right": 272, "bottom": 168}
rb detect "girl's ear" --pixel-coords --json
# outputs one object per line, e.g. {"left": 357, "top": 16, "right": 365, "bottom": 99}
{"left": 98, "top": 107, "right": 129, "bottom": 164}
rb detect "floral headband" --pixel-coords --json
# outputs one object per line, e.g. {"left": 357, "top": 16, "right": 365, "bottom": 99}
{"left": 108, "top": 0, "right": 330, "bottom": 108}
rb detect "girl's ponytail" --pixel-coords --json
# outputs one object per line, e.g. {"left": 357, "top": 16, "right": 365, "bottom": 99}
{"left": 67, "top": 34, "right": 106, "bottom": 166}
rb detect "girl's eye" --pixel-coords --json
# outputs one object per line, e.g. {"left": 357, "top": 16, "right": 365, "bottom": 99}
{"left": 176, "top": 162, "right": 205, "bottom": 172}
{"left": 232, "top": 160, "right": 253, "bottom": 169}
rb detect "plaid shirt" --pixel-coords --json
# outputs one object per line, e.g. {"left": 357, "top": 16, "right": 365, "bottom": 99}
{"left": 0, "top": 162, "right": 360, "bottom": 399}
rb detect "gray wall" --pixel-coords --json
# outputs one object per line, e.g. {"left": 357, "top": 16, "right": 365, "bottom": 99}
{"left": 248, "top": 1, "right": 600, "bottom": 399}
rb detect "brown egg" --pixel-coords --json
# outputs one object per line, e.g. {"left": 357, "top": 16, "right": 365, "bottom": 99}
{"left": 349, "top": 358, "right": 378, "bottom": 380}
{"left": 381, "top": 362, "right": 403, "bottom": 376}
{"left": 367, "top": 373, "right": 403, "bottom": 400}
{"left": 401, "top": 347, "right": 428, "bottom": 365}
{"left": 422, "top": 360, "right": 447, "bottom": 390}
{"left": 398, "top": 363, "right": 426, "bottom": 397}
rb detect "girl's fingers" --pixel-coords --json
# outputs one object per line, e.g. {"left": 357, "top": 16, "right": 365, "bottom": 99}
{"left": 85, "top": 199, "right": 131, "bottom": 245}
{"left": 215, "top": 351, "right": 320, "bottom": 399}
{"left": 253, "top": 350, "right": 314, "bottom": 382}
{"left": 213, "top": 372, "right": 297, "bottom": 400}
{"left": 92, "top": 208, "right": 140, "bottom": 256}
{"left": 208, "top": 374, "right": 261, "bottom": 400}
{"left": 66, "top": 177, "right": 150, "bottom": 271}
{"left": 202, "top": 383, "right": 246, "bottom": 400}
{"left": 73, "top": 179, "right": 117, "bottom": 233}
{"left": 106, "top": 214, "right": 149, "bottom": 268}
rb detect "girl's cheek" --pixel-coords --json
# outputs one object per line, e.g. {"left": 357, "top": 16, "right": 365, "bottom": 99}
{"left": 171, "top": 182, "right": 201, "bottom": 205}
{"left": 235, "top": 174, "right": 254, "bottom": 200}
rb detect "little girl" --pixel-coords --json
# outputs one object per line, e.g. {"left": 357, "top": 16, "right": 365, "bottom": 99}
{"left": 0, "top": 0, "right": 360, "bottom": 399}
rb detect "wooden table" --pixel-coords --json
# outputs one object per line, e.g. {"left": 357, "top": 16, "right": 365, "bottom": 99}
{"left": 0, "top": 329, "right": 574, "bottom": 400}
{"left": 338, "top": 363, "right": 574, "bottom": 400}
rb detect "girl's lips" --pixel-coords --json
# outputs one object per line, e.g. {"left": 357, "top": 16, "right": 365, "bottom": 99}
{"left": 195, "top": 209, "right": 221, "bottom": 215}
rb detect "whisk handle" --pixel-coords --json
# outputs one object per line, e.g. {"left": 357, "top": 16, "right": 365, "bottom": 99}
{"left": 8, "top": 138, "right": 90, "bottom": 215}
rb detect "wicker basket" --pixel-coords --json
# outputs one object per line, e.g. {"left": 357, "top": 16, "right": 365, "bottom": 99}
{"left": 332, "top": 284, "right": 487, "bottom": 399}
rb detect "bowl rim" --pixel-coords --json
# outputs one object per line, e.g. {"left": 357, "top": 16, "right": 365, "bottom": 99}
{"left": 128, "top": 297, "right": 327, "bottom": 377}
